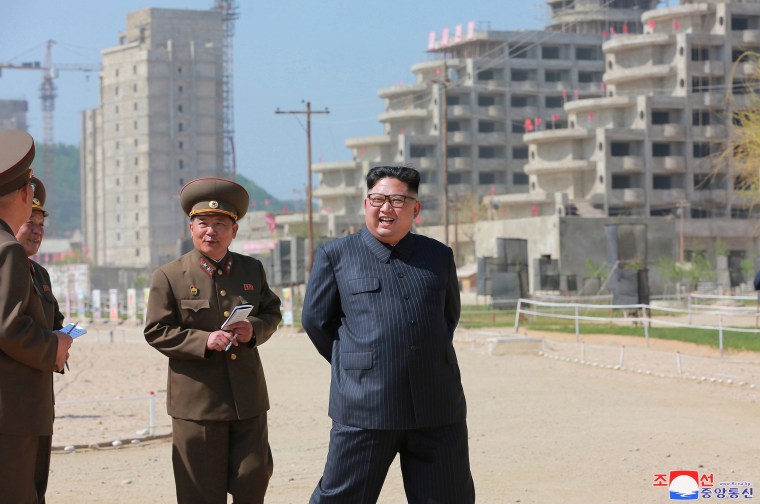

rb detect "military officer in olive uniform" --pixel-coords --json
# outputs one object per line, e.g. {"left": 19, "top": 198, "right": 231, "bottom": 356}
{"left": 16, "top": 177, "right": 65, "bottom": 331}
{"left": 0, "top": 130, "right": 73, "bottom": 503}
{"left": 13, "top": 176, "right": 65, "bottom": 503}
{"left": 145, "top": 177, "right": 282, "bottom": 504}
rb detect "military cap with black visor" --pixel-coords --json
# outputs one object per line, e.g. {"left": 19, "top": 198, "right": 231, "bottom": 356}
{"left": 180, "top": 177, "right": 249, "bottom": 221}
{"left": 0, "top": 130, "right": 35, "bottom": 196}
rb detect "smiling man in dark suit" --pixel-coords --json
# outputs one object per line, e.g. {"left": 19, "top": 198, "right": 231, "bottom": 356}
{"left": 301, "top": 165, "right": 475, "bottom": 504}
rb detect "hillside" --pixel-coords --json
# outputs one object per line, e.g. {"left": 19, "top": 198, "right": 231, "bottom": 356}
{"left": 43, "top": 144, "right": 300, "bottom": 237}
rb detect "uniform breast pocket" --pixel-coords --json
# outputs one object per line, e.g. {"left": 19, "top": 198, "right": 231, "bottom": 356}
{"left": 348, "top": 277, "right": 380, "bottom": 295}
{"left": 180, "top": 299, "right": 210, "bottom": 312}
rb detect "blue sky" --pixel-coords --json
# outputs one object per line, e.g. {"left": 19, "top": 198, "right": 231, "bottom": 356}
{"left": 0, "top": 1, "right": 547, "bottom": 200}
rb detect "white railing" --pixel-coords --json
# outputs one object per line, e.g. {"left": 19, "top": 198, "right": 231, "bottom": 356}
{"left": 514, "top": 298, "right": 760, "bottom": 358}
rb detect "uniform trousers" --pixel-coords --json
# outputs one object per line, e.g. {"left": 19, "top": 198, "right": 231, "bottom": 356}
{"left": 171, "top": 414, "right": 273, "bottom": 504}
{"left": 310, "top": 420, "right": 475, "bottom": 504}
{"left": 0, "top": 433, "right": 51, "bottom": 504}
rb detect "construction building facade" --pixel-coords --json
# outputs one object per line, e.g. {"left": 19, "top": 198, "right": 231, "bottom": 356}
{"left": 306, "top": 0, "right": 656, "bottom": 236}
{"left": 82, "top": 8, "right": 226, "bottom": 269}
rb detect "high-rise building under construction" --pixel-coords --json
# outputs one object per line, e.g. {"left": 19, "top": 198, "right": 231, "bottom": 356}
{"left": 82, "top": 8, "right": 226, "bottom": 268}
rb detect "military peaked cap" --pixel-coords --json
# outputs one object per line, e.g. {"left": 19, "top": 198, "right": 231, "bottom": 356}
{"left": 180, "top": 177, "right": 249, "bottom": 221}
{"left": 0, "top": 130, "right": 35, "bottom": 196}
{"left": 30, "top": 176, "right": 49, "bottom": 217}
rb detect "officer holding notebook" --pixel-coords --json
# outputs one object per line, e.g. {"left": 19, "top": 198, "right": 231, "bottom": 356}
{"left": 145, "top": 177, "right": 282, "bottom": 504}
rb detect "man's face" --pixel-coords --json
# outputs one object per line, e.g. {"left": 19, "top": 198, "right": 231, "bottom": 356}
{"left": 189, "top": 214, "right": 238, "bottom": 259}
{"left": 364, "top": 176, "right": 420, "bottom": 245}
{"left": 16, "top": 209, "right": 45, "bottom": 257}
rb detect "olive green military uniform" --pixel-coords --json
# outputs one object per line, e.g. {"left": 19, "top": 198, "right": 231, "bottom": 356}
{"left": 144, "top": 177, "right": 282, "bottom": 504}
{"left": 0, "top": 131, "right": 61, "bottom": 503}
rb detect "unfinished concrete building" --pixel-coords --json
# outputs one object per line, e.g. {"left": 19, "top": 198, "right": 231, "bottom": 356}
{"left": 304, "top": 0, "right": 656, "bottom": 237}
{"left": 82, "top": 8, "right": 226, "bottom": 269}
{"left": 477, "top": 0, "right": 760, "bottom": 293}
{"left": 0, "top": 100, "right": 28, "bottom": 131}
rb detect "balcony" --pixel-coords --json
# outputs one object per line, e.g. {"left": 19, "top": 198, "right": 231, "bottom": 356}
{"left": 734, "top": 30, "right": 760, "bottom": 45}
{"left": 407, "top": 156, "right": 435, "bottom": 169}
{"left": 651, "top": 155, "right": 686, "bottom": 172}
{"left": 650, "top": 188, "right": 687, "bottom": 205}
{"left": 448, "top": 131, "right": 472, "bottom": 144}
{"left": 649, "top": 124, "right": 686, "bottom": 139}
{"left": 450, "top": 157, "right": 472, "bottom": 170}
{"left": 691, "top": 61, "right": 725, "bottom": 76}
{"left": 477, "top": 158, "right": 507, "bottom": 170}
{"left": 604, "top": 64, "right": 675, "bottom": 85}
{"left": 524, "top": 159, "right": 594, "bottom": 175}
{"left": 313, "top": 185, "right": 363, "bottom": 198}
{"left": 691, "top": 125, "right": 727, "bottom": 139}
{"left": 478, "top": 132, "right": 508, "bottom": 145}
{"left": 484, "top": 105, "right": 507, "bottom": 119}
{"left": 448, "top": 105, "right": 472, "bottom": 118}
{"left": 313, "top": 161, "right": 358, "bottom": 173}
{"left": 690, "top": 189, "right": 728, "bottom": 204}
{"left": 378, "top": 108, "right": 430, "bottom": 122}
{"left": 377, "top": 82, "right": 427, "bottom": 99}
{"left": 525, "top": 127, "right": 592, "bottom": 143}
{"left": 607, "top": 156, "right": 645, "bottom": 172}
{"left": 609, "top": 188, "right": 645, "bottom": 206}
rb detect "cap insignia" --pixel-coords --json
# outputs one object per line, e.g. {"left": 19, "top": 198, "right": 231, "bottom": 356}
{"left": 190, "top": 285, "right": 199, "bottom": 296}
{"left": 209, "top": 200, "right": 219, "bottom": 209}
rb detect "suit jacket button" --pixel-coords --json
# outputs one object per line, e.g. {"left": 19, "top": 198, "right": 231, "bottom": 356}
{"left": 230, "top": 354, "right": 237, "bottom": 360}
{"left": 220, "top": 290, "right": 227, "bottom": 297}
{"left": 223, "top": 310, "right": 230, "bottom": 317}
{"left": 217, "top": 269, "right": 224, "bottom": 275}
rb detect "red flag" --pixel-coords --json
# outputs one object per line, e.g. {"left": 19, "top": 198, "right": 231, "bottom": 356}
{"left": 264, "top": 214, "right": 276, "bottom": 232}
{"left": 535, "top": 117, "right": 542, "bottom": 127}
{"left": 68, "top": 250, "right": 74, "bottom": 258}
{"left": 623, "top": 23, "right": 629, "bottom": 34}
{"left": 531, "top": 204, "right": 538, "bottom": 217}
{"left": 552, "top": 113, "right": 559, "bottom": 122}
{"left": 399, "top": 128, "right": 406, "bottom": 135}
{"left": 602, "top": 30, "right": 607, "bottom": 40}
{"left": 359, "top": 147, "right": 366, "bottom": 156}
{"left": 610, "top": 27, "right": 616, "bottom": 35}
{"left": 490, "top": 184, "right": 496, "bottom": 196}
{"left": 648, "top": 20, "right": 656, "bottom": 30}
{"left": 588, "top": 112, "right": 595, "bottom": 121}
{"left": 673, "top": 19, "right": 680, "bottom": 30}
{"left": 264, "top": 199, "right": 270, "bottom": 207}
{"left": 523, "top": 118, "right": 534, "bottom": 132}
{"left": 601, "top": 82, "right": 607, "bottom": 92}
{"left": 562, "top": 90, "right": 567, "bottom": 99}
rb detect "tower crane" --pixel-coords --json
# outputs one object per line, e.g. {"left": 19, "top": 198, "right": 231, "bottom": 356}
{"left": 213, "top": 1, "right": 239, "bottom": 179}
{"left": 0, "top": 40, "right": 100, "bottom": 183}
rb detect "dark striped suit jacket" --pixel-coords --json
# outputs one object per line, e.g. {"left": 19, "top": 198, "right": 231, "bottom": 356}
{"left": 301, "top": 228, "right": 466, "bottom": 430}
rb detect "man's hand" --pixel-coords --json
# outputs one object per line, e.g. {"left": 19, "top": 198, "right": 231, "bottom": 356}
{"left": 206, "top": 330, "right": 236, "bottom": 352}
{"left": 224, "top": 320, "right": 254, "bottom": 345}
{"left": 54, "top": 331, "right": 73, "bottom": 372}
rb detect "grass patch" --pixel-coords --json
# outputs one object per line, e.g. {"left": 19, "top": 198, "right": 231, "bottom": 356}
{"left": 521, "top": 319, "right": 760, "bottom": 352}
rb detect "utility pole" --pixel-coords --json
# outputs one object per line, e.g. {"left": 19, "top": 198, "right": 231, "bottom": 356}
{"left": 275, "top": 101, "right": 330, "bottom": 274}
{"left": 676, "top": 200, "right": 690, "bottom": 262}
{"left": 433, "top": 60, "right": 451, "bottom": 247}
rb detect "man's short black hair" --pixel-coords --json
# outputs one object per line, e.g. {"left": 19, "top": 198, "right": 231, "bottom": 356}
{"left": 366, "top": 166, "right": 420, "bottom": 194}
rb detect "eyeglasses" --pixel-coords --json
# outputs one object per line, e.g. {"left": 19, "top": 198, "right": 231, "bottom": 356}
{"left": 366, "top": 193, "right": 417, "bottom": 208}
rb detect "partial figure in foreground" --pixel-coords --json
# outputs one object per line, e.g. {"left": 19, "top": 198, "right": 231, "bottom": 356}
{"left": 301, "top": 165, "right": 475, "bottom": 503}
{"left": 144, "top": 177, "right": 282, "bottom": 504}
{"left": 0, "top": 131, "right": 73, "bottom": 504}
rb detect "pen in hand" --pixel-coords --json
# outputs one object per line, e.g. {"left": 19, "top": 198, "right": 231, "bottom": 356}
{"left": 64, "top": 322, "right": 78, "bottom": 371}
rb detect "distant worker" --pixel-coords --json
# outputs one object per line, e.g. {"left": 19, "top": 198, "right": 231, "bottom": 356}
{"left": 0, "top": 130, "right": 73, "bottom": 503}
{"left": 301, "top": 165, "right": 475, "bottom": 503}
{"left": 145, "top": 177, "right": 282, "bottom": 504}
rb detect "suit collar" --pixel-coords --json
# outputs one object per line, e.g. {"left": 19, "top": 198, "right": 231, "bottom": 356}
{"left": 360, "top": 228, "right": 415, "bottom": 263}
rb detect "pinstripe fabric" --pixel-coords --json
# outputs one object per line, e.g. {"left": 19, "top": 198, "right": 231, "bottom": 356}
{"left": 302, "top": 228, "right": 466, "bottom": 430}
{"left": 302, "top": 228, "right": 474, "bottom": 503}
